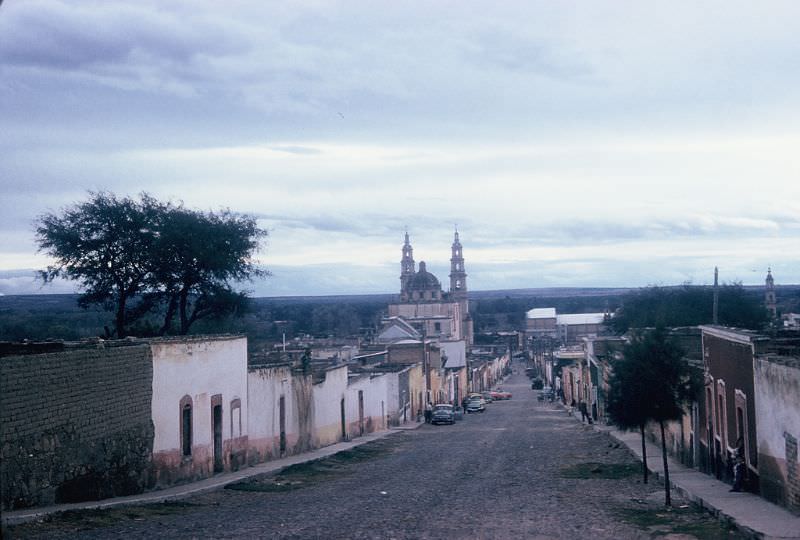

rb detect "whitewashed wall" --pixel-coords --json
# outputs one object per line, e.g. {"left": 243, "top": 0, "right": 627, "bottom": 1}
{"left": 247, "top": 364, "right": 306, "bottom": 463}
{"left": 150, "top": 336, "right": 248, "bottom": 485}
{"left": 346, "top": 373, "right": 390, "bottom": 437}
{"left": 312, "top": 365, "right": 349, "bottom": 447}
{"left": 754, "top": 356, "right": 800, "bottom": 510}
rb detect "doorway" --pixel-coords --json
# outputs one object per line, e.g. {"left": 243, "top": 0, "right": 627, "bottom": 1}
{"left": 358, "top": 390, "right": 365, "bottom": 436}
{"left": 279, "top": 395, "right": 287, "bottom": 456}
{"left": 212, "top": 395, "right": 223, "bottom": 473}
{"left": 340, "top": 398, "right": 346, "bottom": 440}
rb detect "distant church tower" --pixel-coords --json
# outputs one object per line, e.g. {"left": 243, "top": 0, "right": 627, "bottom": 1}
{"left": 400, "top": 231, "right": 415, "bottom": 302}
{"left": 765, "top": 267, "right": 777, "bottom": 318}
{"left": 449, "top": 228, "right": 473, "bottom": 345}
{"left": 449, "top": 228, "right": 467, "bottom": 301}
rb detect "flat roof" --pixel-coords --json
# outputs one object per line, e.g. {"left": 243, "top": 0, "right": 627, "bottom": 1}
{"left": 526, "top": 307, "right": 556, "bottom": 319}
{"left": 557, "top": 313, "right": 605, "bottom": 325}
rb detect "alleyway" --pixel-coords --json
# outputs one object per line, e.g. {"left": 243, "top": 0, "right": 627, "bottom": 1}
{"left": 9, "top": 368, "right": 742, "bottom": 539}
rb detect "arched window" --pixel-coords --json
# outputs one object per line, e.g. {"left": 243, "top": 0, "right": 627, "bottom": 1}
{"left": 180, "top": 395, "right": 193, "bottom": 457}
{"left": 230, "top": 398, "right": 242, "bottom": 438}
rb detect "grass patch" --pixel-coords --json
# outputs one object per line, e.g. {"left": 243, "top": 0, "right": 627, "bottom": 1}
{"left": 614, "top": 505, "right": 746, "bottom": 539}
{"left": 559, "top": 462, "right": 641, "bottom": 479}
{"left": 615, "top": 507, "right": 675, "bottom": 527}
{"left": 226, "top": 439, "right": 394, "bottom": 493}
{"left": 8, "top": 501, "right": 202, "bottom": 536}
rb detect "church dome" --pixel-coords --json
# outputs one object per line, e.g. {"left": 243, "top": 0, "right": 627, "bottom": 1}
{"left": 406, "top": 261, "right": 441, "bottom": 291}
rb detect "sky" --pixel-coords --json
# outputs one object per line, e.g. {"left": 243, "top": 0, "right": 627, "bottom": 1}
{"left": 1, "top": 0, "right": 799, "bottom": 297}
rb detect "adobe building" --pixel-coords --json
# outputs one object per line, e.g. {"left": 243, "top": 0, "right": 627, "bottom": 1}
{"left": 754, "top": 353, "right": 800, "bottom": 514}
{"left": 699, "top": 325, "right": 768, "bottom": 491}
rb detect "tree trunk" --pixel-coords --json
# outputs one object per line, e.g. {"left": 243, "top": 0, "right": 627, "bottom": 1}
{"left": 660, "top": 420, "right": 672, "bottom": 506}
{"left": 115, "top": 292, "right": 127, "bottom": 338}
{"left": 640, "top": 423, "right": 649, "bottom": 484}
{"left": 179, "top": 287, "right": 190, "bottom": 335}
{"left": 159, "top": 294, "right": 178, "bottom": 336}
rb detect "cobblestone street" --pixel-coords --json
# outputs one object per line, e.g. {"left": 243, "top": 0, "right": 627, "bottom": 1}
{"left": 9, "top": 370, "right": 743, "bottom": 539}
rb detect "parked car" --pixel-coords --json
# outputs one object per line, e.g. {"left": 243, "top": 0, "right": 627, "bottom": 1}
{"left": 466, "top": 398, "right": 485, "bottom": 413}
{"left": 431, "top": 404, "right": 455, "bottom": 425}
{"left": 480, "top": 391, "right": 494, "bottom": 403}
{"left": 531, "top": 378, "right": 544, "bottom": 390}
{"left": 491, "top": 390, "right": 513, "bottom": 400}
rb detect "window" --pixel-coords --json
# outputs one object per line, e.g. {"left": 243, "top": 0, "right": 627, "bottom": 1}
{"left": 734, "top": 389, "right": 749, "bottom": 465}
{"left": 180, "top": 395, "right": 193, "bottom": 457}
{"left": 716, "top": 380, "right": 727, "bottom": 446}
{"left": 434, "top": 322, "right": 441, "bottom": 333}
{"left": 230, "top": 398, "right": 242, "bottom": 438}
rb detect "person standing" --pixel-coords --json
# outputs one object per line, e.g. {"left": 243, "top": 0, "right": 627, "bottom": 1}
{"left": 424, "top": 401, "right": 433, "bottom": 424}
{"left": 579, "top": 401, "right": 591, "bottom": 424}
{"left": 730, "top": 437, "right": 745, "bottom": 492}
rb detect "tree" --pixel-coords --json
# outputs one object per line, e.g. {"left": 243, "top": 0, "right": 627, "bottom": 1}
{"left": 607, "top": 341, "right": 652, "bottom": 485}
{"left": 608, "top": 327, "right": 697, "bottom": 506}
{"left": 146, "top": 206, "right": 267, "bottom": 335}
{"left": 36, "top": 192, "right": 267, "bottom": 338}
{"left": 611, "top": 284, "right": 768, "bottom": 334}
{"left": 36, "top": 192, "right": 161, "bottom": 338}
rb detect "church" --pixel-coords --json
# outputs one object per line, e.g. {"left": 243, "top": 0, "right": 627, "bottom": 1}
{"left": 386, "top": 230, "right": 473, "bottom": 345}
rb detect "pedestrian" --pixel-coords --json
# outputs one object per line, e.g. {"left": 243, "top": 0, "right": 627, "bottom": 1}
{"left": 730, "top": 437, "right": 745, "bottom": 492}
{"left": 424, "top": 401, "right": 433, "bottom": 424}
{"left": 578, "top": 401, "right": 590, "bottom": 423}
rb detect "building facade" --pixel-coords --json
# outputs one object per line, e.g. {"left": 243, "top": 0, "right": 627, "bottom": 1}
{"left": 390, "top": 231, "right": 473, "bottom": 345}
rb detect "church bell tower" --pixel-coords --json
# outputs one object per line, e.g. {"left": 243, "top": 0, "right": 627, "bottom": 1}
{"left": 400, "top": 231, "right": 415, "bottom": 301}
{"left": 449, "top": 228, "right": 467, "bottom": 300}
{"left": 449, "top": 228, "right": 472, "bottom": 344}
{"left": 765, "top": 267, "right": 777, "bottom": 318}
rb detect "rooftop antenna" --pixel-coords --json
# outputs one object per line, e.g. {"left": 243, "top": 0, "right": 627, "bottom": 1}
{"left": 712, "top": 266, "right": 719, "bottom": 325}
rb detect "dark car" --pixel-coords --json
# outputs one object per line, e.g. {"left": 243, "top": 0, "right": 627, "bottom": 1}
{"left": 466, "top": 398, "right": 485, "bottom": 413}
{"left": 431, "top": 404, "right": 455, "bottom": 424}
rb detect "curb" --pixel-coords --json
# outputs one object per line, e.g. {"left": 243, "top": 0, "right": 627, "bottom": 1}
{"left": 3, "top": 422, "right": 425, "bottom": 527}
{"left": 556, "top": 402, "right": 793, "bottom": 540}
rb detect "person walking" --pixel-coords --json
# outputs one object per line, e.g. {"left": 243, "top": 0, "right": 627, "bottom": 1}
{"left": 424, "top": 401, "right": 433, "bottom": 424}
{"left": 578, "top": 401, "right": 591, "bottom": 424}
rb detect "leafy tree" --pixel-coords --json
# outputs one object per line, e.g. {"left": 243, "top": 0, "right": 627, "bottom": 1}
{"left": 607, "top": 343, "right": 652, "bottom": 484}
{"left": 146, "top": 206, "right": 267, "bottom": 335}
{"left": 611, "top": 284, "right": 768, "bottom": 333}
{"left": 36, "top": 192, "right": 267, "bottom": 338}
{"left": 36, "top": 192, "right": 161, "bottom": 338}
{"left": 608, "top": 328, "right": 697, "bottom": 506}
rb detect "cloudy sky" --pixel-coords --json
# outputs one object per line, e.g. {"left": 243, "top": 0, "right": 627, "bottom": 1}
{"left": 1, "top": 1, "right": 798, "bottom": 296}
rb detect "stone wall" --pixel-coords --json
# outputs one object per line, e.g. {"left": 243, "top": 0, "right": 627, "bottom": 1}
{"left": 1, "top": 344, "right": 154, "bottom": 510}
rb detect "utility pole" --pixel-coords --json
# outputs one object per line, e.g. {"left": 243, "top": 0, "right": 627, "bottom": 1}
{"left": 713, "top": 267, "right": 719, "bottom": 325}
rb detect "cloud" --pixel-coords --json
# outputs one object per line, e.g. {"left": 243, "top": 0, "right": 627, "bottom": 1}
{"left": 0, "top": 270, "right": 77, "bottom": 296}
{"left": 1, "top": 2, "right": 800, "bottom": 295}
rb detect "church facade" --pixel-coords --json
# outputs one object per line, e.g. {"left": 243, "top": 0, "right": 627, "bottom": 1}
{"left": 388, "top": 231, "right": 473, "bottom": 345}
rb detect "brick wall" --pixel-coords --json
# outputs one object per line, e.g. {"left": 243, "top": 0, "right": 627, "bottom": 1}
{"left": 1, "top": 344, "right": 154, "bottom": 510}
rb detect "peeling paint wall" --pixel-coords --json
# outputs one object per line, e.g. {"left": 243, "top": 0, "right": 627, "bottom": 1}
{"left": 150, "top": 336, "right": 248, "bottom": 488}
{"left": 346, "top": 374, "right": 389, "bottom": 438}
{"left": 312, "top": 365, "right": 349, "bottom": 447}
{"left": 247, "top": 364, "right": 294, "bottom": 463}
{"left": 755, "top": 356, "right": 800, "bottom": 514}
